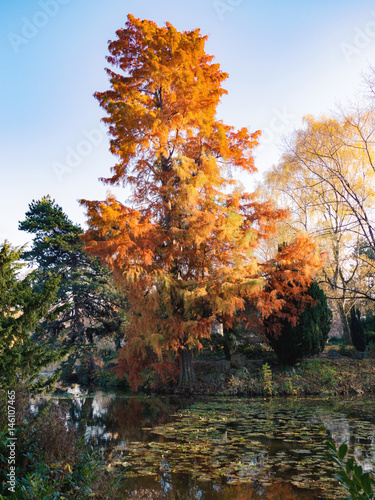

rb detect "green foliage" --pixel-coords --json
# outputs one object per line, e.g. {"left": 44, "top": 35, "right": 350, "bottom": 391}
{"left": 278, "top": 375, "right": 298, "bottom": 395}
{"left": 200, "top": 332, "right": 226, "bottom": 357}
{"left": 365, "top": 330, "right": 375, "bottom": 344}
{"left": 1, "top": 439, "right": 122, "bottom": 500}
{"left": 266, "top": 281, "right": 332, "bottom": 365}
{"left": 361, "top": 311, "right": 375, "bottom": 351}
{"left": 326, "top": 440, "right": 375, "bottom": 499}
{"left": 236, "top": 341, "right": 272, "bottom": 360}
{"left": 19, "top": 196, "right": 127, "bottom": 350}
{"left": 262, "top": 362, "right": 274, "bottom": 396}
{"left": 203, "top": 321, "right": 255, "bottom": 360}
{"left": 222, "top": 319, "right": 253, "bottom": 360}
{"left": 18, "top": 197, "right": 128, "bottom": 385}
{"left": 60, "top": 346, "right": 129, "bottom": 389}
{"left": 363, "top": 315, "right": 375, "bottom": 354}
{"left": 95, "top": 369, "right": 129, "bottom": 390}
{"left": 221, "top": 357, "right": 375, "bottom": 396}
{"left": 368, "top": 340, "right": 375, "bottom": 356}
{"left": 339, "top": 345, "right": 358, "bottom": 358}
{"left": 0, "top": 242, "right": 67, "bottom": 389}
{"left": 328, "top": 336, "right": 344, "bottom": 345}
{"left": 60, "top": 351, "right": 79, "bottom": 385}
{"left": 361, "top": 310, "right": 375, "bottom": 334}
{"left": 222, "top": 327, "right": 237, "bottom": 360}
{"left": 350, "top": 307, "right": 366, "bottom": 352}
{"left": 62, "top": 349, "right": 96, "bottom": 387}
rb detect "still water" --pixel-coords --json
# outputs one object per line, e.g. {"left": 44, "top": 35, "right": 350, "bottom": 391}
{"left": 32, "top": 392, "right": 375, "bottom": 499}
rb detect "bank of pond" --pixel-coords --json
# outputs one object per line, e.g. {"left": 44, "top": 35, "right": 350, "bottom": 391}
{"left": 21, "top": 392, "right": 374, "bottom": 499}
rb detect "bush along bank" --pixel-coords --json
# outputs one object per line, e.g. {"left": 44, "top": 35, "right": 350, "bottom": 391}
{"left": 190, "top": 355, "right": 375, "bottom": 397}
{"left": 0, "top": 385, "right": 123, "bottom": 500}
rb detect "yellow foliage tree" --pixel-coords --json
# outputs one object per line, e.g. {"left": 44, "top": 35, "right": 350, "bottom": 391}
{"left": 262, "top": 111, "right": 375, "bottom": 341}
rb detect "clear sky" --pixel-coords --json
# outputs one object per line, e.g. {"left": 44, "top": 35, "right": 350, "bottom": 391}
{"left": 1, "top": 0, "right": 375, "bottom": 248}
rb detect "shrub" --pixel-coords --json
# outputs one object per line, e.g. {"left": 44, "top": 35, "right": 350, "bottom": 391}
{"left": 235, "top": 341, "right": 271, "bottom": 359}
{"left": 0, "top": 386, "right": 123, "bottom": 499}
{"left": 262, "top": 362, "right": 275, "bottom": 396}
{"left": 361, "top": 310, "right": 375, "bottom": 335}
{"left": 328, "top": 336, "right": 344, "bottom": 345}
{"left": 368, "top": 340, "right": 375, "bottom": 356}
{"left": 365, "top": 330, "right": 375, "bottom": 345}
{"left": 60, "top": 349, "right": 107, "bottom": 388}
{"left": 339, "top": 345, "right": 357, "bottom": 358}
{"left": 95, "top": 369, "right": 129, "bottom": 390}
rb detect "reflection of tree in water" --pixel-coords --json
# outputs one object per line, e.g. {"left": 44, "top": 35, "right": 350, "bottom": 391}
{"left": 317, "top": 408, "right": 375, "bottom": 474}
{"left": 60, "top": 395, "right": 191, "bottom": 448}
{"left": 120, "top": 474, "right": 320, "bottom": 499}
{"left": 30, "top": 394, "right": 193, "bottom": 449}
{"left": 108, "top": 397, "right": 184, "bottom": 443}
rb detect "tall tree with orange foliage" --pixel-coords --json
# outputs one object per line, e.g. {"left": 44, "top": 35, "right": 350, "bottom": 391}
{"left": 81, "top": 15, "right": 290, "bottom": 388}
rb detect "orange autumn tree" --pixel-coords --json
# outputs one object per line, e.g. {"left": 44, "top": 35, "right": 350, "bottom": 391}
{"left": 81, "top": 15, "right": 288, "bottom": 388}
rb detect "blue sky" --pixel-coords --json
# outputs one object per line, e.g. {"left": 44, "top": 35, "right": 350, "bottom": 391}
{"left": 1, "top": 0, "right": 375, "bottom": 247}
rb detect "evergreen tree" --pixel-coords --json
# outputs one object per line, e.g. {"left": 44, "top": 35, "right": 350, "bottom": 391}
{"left": 0, "top": 242, "right": 65, "bottom": 389}
{"left": 19, "top": 196, "right": 127, "bottom": 357}
{"left": 349, "top": 307, "right": 366, "bottom": 352}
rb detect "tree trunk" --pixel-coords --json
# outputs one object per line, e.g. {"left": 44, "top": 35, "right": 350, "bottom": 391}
{"left": 338, "top": 302, "right": 351, "bottom": 345}
{"left": 178, "top": 347, "right": 196, "bottom": 387}
{"left": 74, "top": 302, "right": 86, "bottom": 344}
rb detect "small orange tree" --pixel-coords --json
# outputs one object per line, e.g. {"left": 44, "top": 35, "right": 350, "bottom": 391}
{"left": 81, "top": 15, "right": 289, "bottom": 388}
{"left": 229, "top": 234, "right": 325, "bottom": 357}
{"left": 257, "top": 235, "right": 324, "bottom": 339}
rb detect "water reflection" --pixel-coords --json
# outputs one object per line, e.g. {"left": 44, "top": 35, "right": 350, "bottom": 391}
{"left": 30, "top": 394, "right": 375, "bottom": 499}
{"left": 49, "top": 392, "right": 184, "bottom": 449}
{"left": 119, "top": 474, "right": 320, "bottom": 499}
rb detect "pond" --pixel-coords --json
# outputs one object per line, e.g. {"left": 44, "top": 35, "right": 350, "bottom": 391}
{"left": 32, "top": 392, "right": 375, "bottom": 499}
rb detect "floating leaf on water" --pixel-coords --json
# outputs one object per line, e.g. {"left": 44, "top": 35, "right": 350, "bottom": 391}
{"left": 197, "top": 475, "right": 211, "bottom": 482}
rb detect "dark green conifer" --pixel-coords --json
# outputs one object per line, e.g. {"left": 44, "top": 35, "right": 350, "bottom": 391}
{"left": 0, "top": 242, "right": 65, "bottom": 388}
{"left": 349, "top": 307, "right": 366, "bottom": 352}
{"left": 265, "top": 281, "right": 332, "bottom": 365}
{"left": 19, "top": 196, "right": 126, "bottom": 349}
